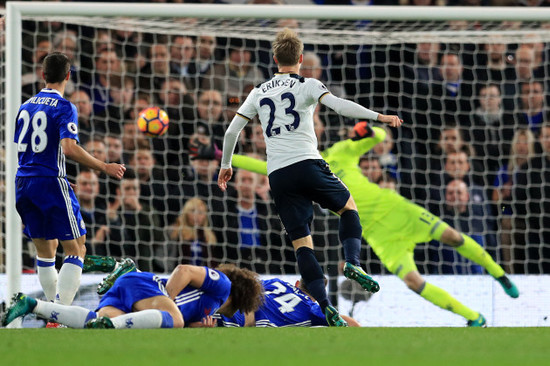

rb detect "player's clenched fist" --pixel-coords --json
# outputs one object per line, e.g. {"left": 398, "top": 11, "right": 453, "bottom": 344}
{"left": 377, "top": 114, "right": 403, "bottom": 127}
{"left": 105, "top": 163, "right": 126, "bottom": 179}
{"left": 217, "top": 167, "right": 233, "bottom": 192}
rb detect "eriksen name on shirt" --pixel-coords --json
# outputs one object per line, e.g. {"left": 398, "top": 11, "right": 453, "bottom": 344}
{"left": 261, "top": 78, "right": 297, "bottom": 93}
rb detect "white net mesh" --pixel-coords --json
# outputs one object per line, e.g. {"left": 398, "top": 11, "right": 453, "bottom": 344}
{"left": 3, "top": 11, "right": 550, "bottom": 291}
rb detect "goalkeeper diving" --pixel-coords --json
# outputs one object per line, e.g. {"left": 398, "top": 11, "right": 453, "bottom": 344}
{"left": 231, "top": 122, "right": 519, "bottom": 327}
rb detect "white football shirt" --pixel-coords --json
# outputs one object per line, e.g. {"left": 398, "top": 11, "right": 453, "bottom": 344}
{"left": 237, "top": 73, "right": 326, "bottom": 174}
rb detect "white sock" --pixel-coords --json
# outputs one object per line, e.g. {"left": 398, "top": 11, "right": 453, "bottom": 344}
{"left": 111, "top": 310, "right": 166, "bottom": 329}
{"left": 55, "top": 255, "right": 84, "bottom": 305}
{"left": 36, "top": 256, "right": 58, "bottom": 302}
{"left": 34, "top": 299, "right": 96, "bottom": 328}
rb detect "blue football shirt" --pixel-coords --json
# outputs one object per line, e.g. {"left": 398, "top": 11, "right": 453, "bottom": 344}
{"left": 217, "top": 278, "right": 327, "bottom": 327}
{"left": 15, "top": 88, "right": 79, "bottom": 177}
{"left": 161, "top": 267, "right": 231, "bottom": 325}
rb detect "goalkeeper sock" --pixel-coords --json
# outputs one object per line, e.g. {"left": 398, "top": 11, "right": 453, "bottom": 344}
{"left": 295, "top": 247, "right": 330, "bottom": 311}
{"left": 36, "top": 256, "right": 58, "bottom": 302}
{"left": 55, "top": 255, "right": 83, "bottom": 305}
{"left": 419, "top": 282, "right": 479, "bottom": 321}
{"left": 456, "top": 234, "right": 505, "bottom": 278}
{"left": 34, "top": 300, "right": 97, "bottom": 328}
{"left": 111, "top": 310, "right": 174, "bottom": 329}
{"left": 339, "top": 210, "right": 363, "bottom": 266}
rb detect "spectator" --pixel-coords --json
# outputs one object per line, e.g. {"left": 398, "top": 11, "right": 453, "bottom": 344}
{"left": 129, "top": 148, "right": 182, "bottom": 226}
{"left": 106, "top": 169, "right": 165, "bottom": 272}
{"left": 82, "top": 49, "right": 123, "bottom": 115}
{"left": 186, "top": 34, "right": 217, "bottom": 93}
{"left": 183, "top": 133, "right": 237, "bottom": 245}
{"left": 69, "top": 90, "right": 95, "bottom": 145}
{"left": 301, "top": 51, "right": 346, "bottom": 98}
{"left": 428, "top": 150, "right": 488, "bottom": 214}
{"left": 512, "top": 123, "right": 550, "bottom": 274}
{"left": 121, "top": 121, "right": 149, "bottom": 164}
{"left": 22, "top": 38, "right": 50, "bottom": 100}
{"left": 201, "top": 38, "right": 264, "bottom": 100}
{"left": 358, "top": 155, "right": 396, "bottom": 188}
{"left": 492, "top": 128, "right": 536, "bottom": 273}
{"left": 83, "top": 137, "right": 116, "bottom": 198}
{"left": 195, "top": 89, "right": 226, "bottom": 149}
{"left": 169, "top": 35, "right": 196, "bottom": 80}
{"left": 52, "top": 32, "right": 80, "bottom": 95}
{"left": 503, "top": 44, "right": 545, "bottom": 109}
{"left": 104, "top": 133, "right": 124, "bottom": 164}
{"left": 469, "top": 84, "right": 516, "bottom": 176}
{"left": 139, "top": 42, "right": 178, "bottom": 101}
{"left": 163, "top": 197, "right": 220, "bottom": 270}
{"left": 106, "top": 75, "right": 136, "bottom": 131}
{"left": 474, "top": 37, "right": 515, "bottom": 87}
{"left": 224, "top": 169, "right": 286, "bottom": 273}
{"left": 153, "top": 77, "right": 195, "bottom": 175}
{"left": 430, "top": 179, "right": 495, "bottom": 274}
{"left": 74, "top": 170, "right": 109, "bottom": 256}
{"left": 243, "top": 122, "right": 267, "bottom": 159}
{"left": 515, "top": 81, "right": 548, "bottom": 135}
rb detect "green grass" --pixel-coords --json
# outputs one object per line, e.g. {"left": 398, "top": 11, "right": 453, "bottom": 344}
{"left": 0, "top": 328, "right": 549, "bottom": 366}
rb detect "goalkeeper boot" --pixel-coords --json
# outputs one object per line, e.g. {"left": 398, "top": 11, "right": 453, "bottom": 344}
{"left": 1, "top": 293, "right": 37, "bottom": 326}
{"left": 467, "top": 314, "right": 487, "bottom": 328}
{"left": 343, "top": 262, "right": 380, "bottom": 293}
{"left": 496, "top": 275, "right": 519, "bottom": 298}
{"left": 85, "top": 316, "right": 115, "bottom": 329}
{"left": 83, "top": 255, "right": 117, "bottom": 273}
{"left": 324, "top": 305, "right": 348, "bottom": 327}
{"left": 97, "top": 258, "right": 137, "bottom": 295}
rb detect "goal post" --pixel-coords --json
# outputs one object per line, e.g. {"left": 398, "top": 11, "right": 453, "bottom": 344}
{"left": 4, "top": 2, "right": 550, "bottom": 311}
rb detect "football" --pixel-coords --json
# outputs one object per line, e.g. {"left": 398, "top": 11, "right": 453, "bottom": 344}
{"left": 137, "top": 107, "right": 169, "bottom": 137}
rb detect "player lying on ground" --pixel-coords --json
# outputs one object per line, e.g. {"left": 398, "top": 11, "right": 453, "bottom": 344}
{"left": 230, "top": 123, "right": 519, "bottom": 327}
{"left": 2, "top": 264, "right": 263, "bottom": 329}
{"left": 86, "top": 257, "right": 358, "bottom": 327}
{"left": 213, "top": 277, "right": 360, "bottom": 328}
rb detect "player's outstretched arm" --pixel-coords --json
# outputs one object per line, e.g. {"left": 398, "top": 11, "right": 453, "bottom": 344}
{"left": 164, "top": 264, "right": 207, "bottom": 300}
{"left": 61, "top": 138, "right": 126, "bottom": 179}
{"left": 319, "top": 93, "right": 402, "bottom": 127}
{"left": 232, "top": 154, "right": 268, "bottom": 176}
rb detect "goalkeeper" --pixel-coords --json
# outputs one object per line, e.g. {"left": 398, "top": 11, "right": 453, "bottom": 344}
{"left": 230, "top": 122, "right": 519, "bottom": 327}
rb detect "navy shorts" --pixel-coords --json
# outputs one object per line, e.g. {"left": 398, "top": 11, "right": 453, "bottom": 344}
{"left": 268, "top": 159, "right": 350, "bottom": 240}
{"left": 97, "top": 272, "right": 168, "bottom": 313}
{"left": 15, "top": 176, "right": 86, "bottom": 240}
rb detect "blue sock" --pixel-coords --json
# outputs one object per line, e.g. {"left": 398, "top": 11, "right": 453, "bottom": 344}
{"left": 160, "top": 311, "right": 174, "bottom": 328}
{"left": 339, "top": 210, "right": 362, "bottom": 266}
{"left": 295, "top": 247, "right": 330, "bottom": 311}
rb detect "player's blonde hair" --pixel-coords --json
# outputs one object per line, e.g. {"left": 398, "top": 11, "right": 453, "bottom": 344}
{"left": 272, "top": 28, "right": 303, "bottom": 66}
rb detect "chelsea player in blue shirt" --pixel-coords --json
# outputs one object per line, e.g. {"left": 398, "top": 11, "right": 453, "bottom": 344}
{"left": 215, "top": 278, "right": 360, "bottom": 328}
{"left": 2, "top": 264, "right": 264, "bottom": 329}
{"left": 14, "top": 52, "right": 126, "bottom": 306}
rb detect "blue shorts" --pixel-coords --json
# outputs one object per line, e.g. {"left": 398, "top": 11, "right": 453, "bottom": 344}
{"left": 268, "top": 159, "right": 350, "bottom": 240}
{"left": 97, "top": 272, "right": 168, "bottom": 313}
{"left": 15, "top": 176, "right": 86, "bottom": 240}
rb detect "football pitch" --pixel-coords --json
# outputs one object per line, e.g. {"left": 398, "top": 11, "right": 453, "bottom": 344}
{"left": 1, "top": 327, "right": 548, "bottom": 366}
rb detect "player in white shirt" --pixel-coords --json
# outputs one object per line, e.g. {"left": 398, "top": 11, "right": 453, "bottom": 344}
{"left": 218, "top": 28, "right": 402, "bottom": 327}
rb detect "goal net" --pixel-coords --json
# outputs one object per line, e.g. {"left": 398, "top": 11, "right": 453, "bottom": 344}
{"left": 3, "top": 4, "right": 550, "bottom": 305}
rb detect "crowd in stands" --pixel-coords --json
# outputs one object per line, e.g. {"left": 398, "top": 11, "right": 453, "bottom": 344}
{"left": 1, "top": 0, "right": 550, "bottom": 276}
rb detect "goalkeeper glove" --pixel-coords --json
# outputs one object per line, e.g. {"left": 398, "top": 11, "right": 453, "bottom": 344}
{"left": 351, "top": 121, "right": 375, "bottom": 141}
